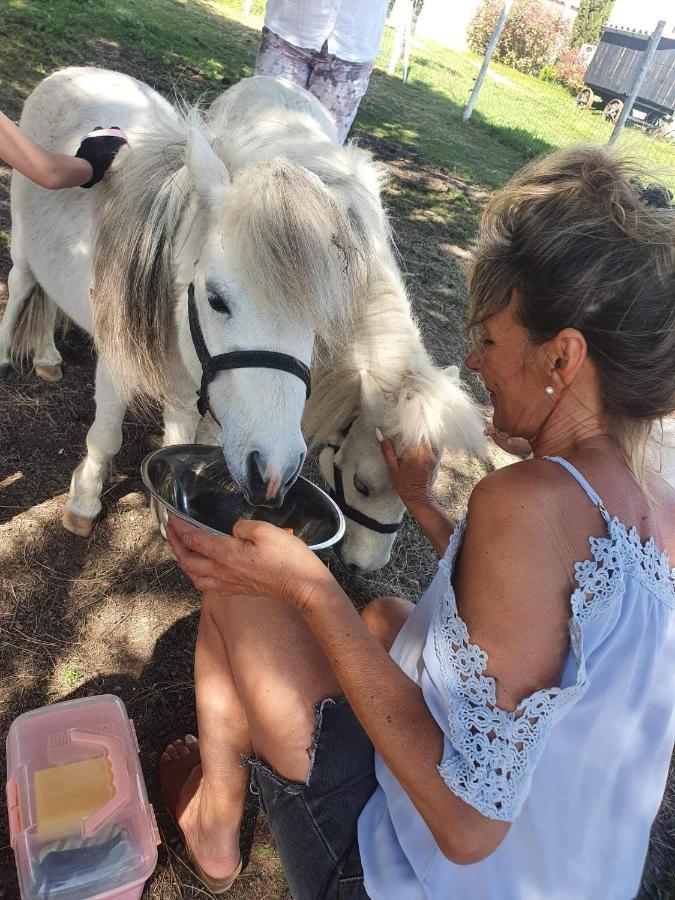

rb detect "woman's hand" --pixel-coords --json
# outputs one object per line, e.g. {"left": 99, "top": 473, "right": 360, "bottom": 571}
{"left": 166, "top": 515, "right": 337, "bottom": 612}
{"left": 484, "top": 425, "right": 532, "bottom": 458}
{"left": 380, "top": 437, "right": 440, "bottom": 512}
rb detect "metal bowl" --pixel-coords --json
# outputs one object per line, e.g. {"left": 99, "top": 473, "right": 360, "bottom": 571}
{"left": 141, "top": 444, "right": 345, "bottom": 551}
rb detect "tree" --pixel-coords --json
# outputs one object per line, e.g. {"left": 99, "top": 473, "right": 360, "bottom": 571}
{"left": 570, "top": 0, "right": 615, "bottom": 47}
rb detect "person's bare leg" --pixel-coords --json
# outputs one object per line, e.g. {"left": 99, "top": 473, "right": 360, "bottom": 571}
{"left": 163, "top": 590, "right": 342, "bottom": 878}
{"left": 161, "top": 603, "right": 252, "bottom": 879}
{"left": 361, "top": 596, "right": 414, "bottom": 651}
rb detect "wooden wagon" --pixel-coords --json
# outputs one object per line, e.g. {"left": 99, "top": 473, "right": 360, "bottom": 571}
{"left": 575, "top": 26, "right": 675, "bottom": 134}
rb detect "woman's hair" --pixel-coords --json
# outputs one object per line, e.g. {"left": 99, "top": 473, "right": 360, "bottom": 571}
{"left": 467, "top": 144, "right": 675, "bottom": 477}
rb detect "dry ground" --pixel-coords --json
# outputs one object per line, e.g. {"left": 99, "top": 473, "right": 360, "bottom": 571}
{"left": 0, "top": 40, "right": 672, "bottom": 900}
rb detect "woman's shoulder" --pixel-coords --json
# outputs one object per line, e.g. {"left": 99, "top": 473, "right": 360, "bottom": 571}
{"left": 467, "top": 457, "right": 570, "bottom": 524}
{"left": 454, "top": 460, "right": 576, "bottom": 709}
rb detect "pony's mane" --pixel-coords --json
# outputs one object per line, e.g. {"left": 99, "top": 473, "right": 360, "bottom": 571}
{"left": 92, "top": 79, "right": 391, "bottom": 402}
{"left": 304, "top": 268, "right": 485, "bottom": 456}
{"left": 92, "top": 105, "right": 191, "bottom": 402}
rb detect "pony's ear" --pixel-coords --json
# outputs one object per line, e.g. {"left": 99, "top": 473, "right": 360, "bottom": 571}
{"left": 186, "top": 127, "right": 230, "bottom": 208}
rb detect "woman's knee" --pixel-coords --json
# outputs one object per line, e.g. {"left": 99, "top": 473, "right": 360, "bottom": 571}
{"left": 362, "top": 597, "right": 414, "bottom": 651}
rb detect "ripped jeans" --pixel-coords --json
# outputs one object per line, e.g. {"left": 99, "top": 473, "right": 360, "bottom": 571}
{"left": 246, "top": 697, "right": 376, "bottom": 899}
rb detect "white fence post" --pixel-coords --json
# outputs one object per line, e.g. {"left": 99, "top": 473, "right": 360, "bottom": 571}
{"left": 463, "top": 0, "right": 513, "bottom": 122}
{"left": 243, "top": 0, "right": 254, "bottom": 16}
{"left": 608, "top": 20, "right": 666, "bottom": 146}
{"left": 388, "top": 0, "right": 414, "bottom": 81}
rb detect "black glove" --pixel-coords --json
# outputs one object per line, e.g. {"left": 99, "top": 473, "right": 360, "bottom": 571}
{"left": 75, "top": 126, "right": 128, "bottom": 188}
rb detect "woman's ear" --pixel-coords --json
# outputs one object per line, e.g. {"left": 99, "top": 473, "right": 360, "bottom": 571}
{"left": 547, "top": 328, "right": 588, "bottom": 388}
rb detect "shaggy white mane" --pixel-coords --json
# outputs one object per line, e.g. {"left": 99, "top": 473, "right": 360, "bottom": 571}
{"left": 304, "top": 266, "right": 486, "bottom": 456}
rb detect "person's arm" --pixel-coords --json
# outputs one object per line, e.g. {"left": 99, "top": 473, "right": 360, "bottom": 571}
{"left": 379, "top": 437, "right": 455, "bottom": 556}
{"left": 0, "top": 111, "right": 127, "bottom": 189}
{"left": 0, "top": 110, "right": 92, "bottom": 188}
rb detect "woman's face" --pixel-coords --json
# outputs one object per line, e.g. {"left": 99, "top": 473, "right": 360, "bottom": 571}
{"left": 465, "top": 301, "right": 552, "bottom": 440}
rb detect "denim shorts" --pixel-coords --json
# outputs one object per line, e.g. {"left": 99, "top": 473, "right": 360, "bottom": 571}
{"left": 247, "top": 697, "right": 376, "bottom": 899}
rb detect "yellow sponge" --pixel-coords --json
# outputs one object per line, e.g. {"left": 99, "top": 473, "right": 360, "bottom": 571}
{"left": 34, "top": 756, "right": 114, "bottom": 836}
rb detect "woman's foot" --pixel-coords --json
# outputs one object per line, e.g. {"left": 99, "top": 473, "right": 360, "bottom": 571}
{"left": 158, "top": 736, "right": 242, "bottom": 891}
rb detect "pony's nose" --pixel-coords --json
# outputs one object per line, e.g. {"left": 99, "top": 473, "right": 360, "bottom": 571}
{"left": 244, "top": 450, "right": 304, "bottom": 507}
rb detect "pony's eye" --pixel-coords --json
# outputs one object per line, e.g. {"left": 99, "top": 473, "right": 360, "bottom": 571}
{"left": 353, "top": 474, "right": 370, "bottom": 497}
{"left": 207, "top": 292, "right": 231, "bottom": 316}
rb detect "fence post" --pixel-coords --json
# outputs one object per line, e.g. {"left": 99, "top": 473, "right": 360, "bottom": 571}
{"left": 243, "top": 0, "right": 253, "bottom": 15}
{"left": 388, "top": 0, "right": 414, "bottom": 81}
{"left": 462, "top": 0, "right": 513, "bottom": 122}
{"left": 608, "top": 20, "right": 666, "bottom": 146}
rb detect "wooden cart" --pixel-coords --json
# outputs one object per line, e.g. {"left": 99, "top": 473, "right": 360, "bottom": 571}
{"left": 575, "top": 26, "right": 675, "bottom": 133}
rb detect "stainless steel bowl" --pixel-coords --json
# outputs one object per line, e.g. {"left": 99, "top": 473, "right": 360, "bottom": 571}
{"left": 141, "top": 444, "right": 345, "bottom": 551}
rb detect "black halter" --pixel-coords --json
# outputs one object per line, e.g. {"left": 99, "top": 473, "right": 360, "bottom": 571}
{"left": 325, "top": 430, "right": 403, "bottom": 535}
{"left": 187, "top": 282, "right": 311, "bottom": 420}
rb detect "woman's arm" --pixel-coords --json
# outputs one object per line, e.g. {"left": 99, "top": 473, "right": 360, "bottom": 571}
{"left": 0, "top": 110, "right": 92, "bottom": 188}
{"left": 0, "top": 112, "right": 128, "bottom": 189}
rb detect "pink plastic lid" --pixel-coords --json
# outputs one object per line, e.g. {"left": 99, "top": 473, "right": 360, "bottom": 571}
{"left": 6, "top": 695, "right": 159, "bottom": 900}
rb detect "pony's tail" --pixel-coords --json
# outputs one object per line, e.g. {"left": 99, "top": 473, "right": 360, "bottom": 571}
{"left": 10, "top": 285, "right": 68, "bottom": 369}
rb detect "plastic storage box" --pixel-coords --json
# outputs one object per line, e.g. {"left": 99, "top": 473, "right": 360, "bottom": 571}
{"left": 6, "top": 695, "right": 160, "bottom": 900}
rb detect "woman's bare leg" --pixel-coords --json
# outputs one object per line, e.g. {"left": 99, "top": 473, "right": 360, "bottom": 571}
{"left": 361, "top": 596, "right": 414, "bottom": 651}
{"left": 163, "top": 590, "right": 342, "bottom": 878}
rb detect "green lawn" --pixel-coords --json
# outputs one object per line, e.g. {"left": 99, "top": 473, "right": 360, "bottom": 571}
{"left": 368, "top": 29, "right": 675, "bottom": 187}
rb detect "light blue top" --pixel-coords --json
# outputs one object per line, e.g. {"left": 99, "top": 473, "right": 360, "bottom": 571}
{"left": 358, "top": 457, "right": 675, "bottom": 899}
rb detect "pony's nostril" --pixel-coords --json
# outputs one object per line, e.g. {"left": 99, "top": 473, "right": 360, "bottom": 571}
{"left": 282, "top": 452, "right": 305, "bottom": 490}
{"left": 245, "top": 450, "right": 268, "bottom": 504}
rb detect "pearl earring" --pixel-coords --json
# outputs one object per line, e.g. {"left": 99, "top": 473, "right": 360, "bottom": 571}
{"left": 545, "top": 386, "right": 555, "bottom": 396}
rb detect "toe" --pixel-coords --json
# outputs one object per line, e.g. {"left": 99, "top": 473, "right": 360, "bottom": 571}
{"left": 176, "top": 740, "right": 191, "bottom": 759}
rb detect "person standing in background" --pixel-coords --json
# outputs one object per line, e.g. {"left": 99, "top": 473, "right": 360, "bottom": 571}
{"left": 254, "top": 0, "right": 389, "bottom": 143}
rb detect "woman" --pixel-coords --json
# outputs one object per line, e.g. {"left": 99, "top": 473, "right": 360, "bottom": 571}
{"left": 159, "top": 146, "right": 675, "bottom": 899}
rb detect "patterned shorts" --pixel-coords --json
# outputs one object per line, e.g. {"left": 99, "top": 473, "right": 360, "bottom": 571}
{"left": 254, "top": 26, "right": 374, "bottom": 143}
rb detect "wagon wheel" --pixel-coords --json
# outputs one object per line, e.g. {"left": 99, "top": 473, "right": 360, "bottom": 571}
{"left": 575, "top": 87, "right": 594, "bottom": 109}
{"left": 644, "top": 112, "right": 665, "bottom": 135}
{"left": 603, "top": 98, "right": 623, "bottom": 124}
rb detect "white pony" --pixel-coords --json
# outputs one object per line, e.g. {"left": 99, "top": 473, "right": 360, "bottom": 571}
{"left": 305, "top": 267, "right": 485, "bottom": 572}
{"left": 0, "top": 70, "right": 388, "bottom": 536}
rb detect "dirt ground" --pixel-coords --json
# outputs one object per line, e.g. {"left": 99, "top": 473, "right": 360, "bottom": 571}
{"left": 0, "top": 49, "right": 673, "bottom": 900}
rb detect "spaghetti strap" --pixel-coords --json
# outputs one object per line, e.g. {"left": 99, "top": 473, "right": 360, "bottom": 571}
{"left": 543, "top": 455, "right": 611, "bottom": 523}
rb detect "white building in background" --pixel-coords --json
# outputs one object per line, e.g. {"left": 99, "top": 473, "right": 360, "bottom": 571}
{"left": 413, "top": 0, "right": 674, "bottom": 51}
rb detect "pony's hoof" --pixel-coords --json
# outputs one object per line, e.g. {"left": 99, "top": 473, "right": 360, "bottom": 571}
{"left": 0, "top": 363, "right": 10, "bottom": 380}
{"left": 62, "top": 508, "right": 95, "bottom": 538}
{"left": 35, "top": 363, "right": 63, "bottom": 383}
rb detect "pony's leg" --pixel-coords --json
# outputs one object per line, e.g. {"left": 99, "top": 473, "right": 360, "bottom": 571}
{"left": 0, "top": 259, "right": 35, "bottom": 379}
{"left": 162, "top": 401, "right": 201, "bottom": 447}
{"left": 195, "top": 413, "right": 220, "bottom": 446}
{"left": 63, "top": 361, "right": 126, "bottom": 537}
{"left": 33, "top": 299, "right": 63, "bottom": 383}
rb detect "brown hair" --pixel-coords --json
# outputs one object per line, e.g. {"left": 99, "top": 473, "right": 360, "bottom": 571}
{"left": 467, "top": 145, "right": 675, "bottom": 475}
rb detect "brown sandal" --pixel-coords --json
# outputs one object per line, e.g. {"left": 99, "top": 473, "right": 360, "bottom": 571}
{"left": 158, "top": 736, "right": 242, "bottom": 894}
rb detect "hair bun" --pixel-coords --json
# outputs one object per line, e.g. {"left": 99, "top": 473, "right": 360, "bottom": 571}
{"left": 630, "top": 179, "right": 673, "bottom": 210}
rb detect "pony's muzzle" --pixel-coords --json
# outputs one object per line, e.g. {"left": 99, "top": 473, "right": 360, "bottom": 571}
{"left": 244, "top": 449, "right": 305, "bottom": 507}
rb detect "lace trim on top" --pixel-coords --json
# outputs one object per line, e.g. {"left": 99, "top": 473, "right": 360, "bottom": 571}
{"left": 433, "top": 515, "right": 674, "bottom": 822}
